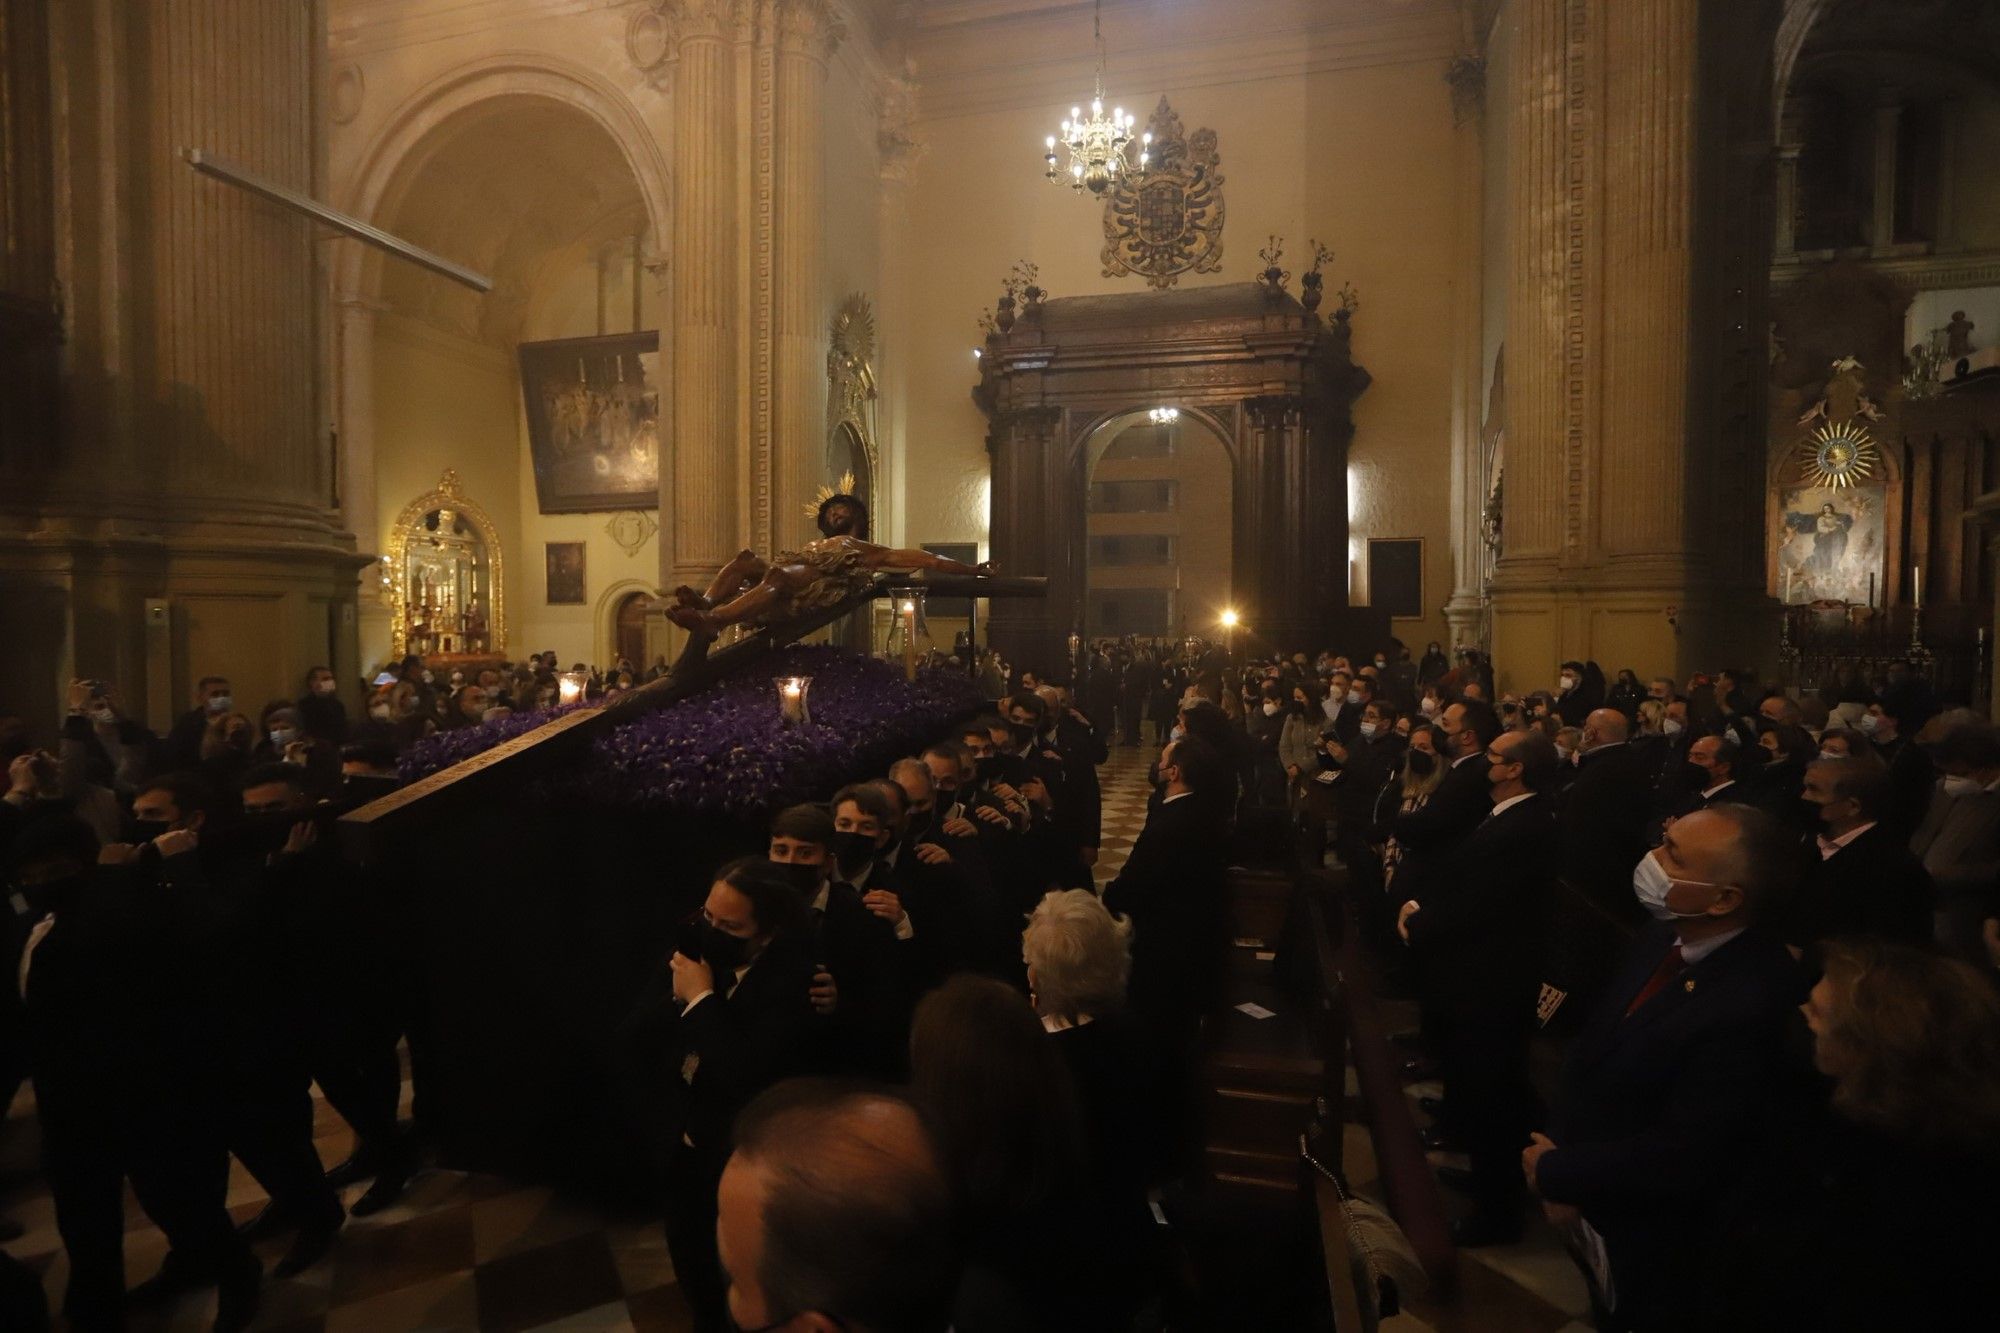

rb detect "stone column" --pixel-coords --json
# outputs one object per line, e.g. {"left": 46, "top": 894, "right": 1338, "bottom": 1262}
{"left": 1488, "top": 0, "right": 1726, "bottom": 693}
{"left": 335, "top": 292, "right": 393, "bottom": 665}
{"left": 1443, "top": 52, "right": 1490, "bottom": 651}
{"left": 663, "top": 0, "right": 742, "bottom": 593}
{"left": 1868, "top": 99, "right": 1901, "bottom": 254}
{"left": 0, "top": 0, "right": 359, "bottom": 733}
{"left": 770, "top": 1, "right": 843, "bottom": 551}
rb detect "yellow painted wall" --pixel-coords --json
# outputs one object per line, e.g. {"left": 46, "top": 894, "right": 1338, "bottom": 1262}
{"left": 896, "top": 54, "right": 1461, "bottom": 653}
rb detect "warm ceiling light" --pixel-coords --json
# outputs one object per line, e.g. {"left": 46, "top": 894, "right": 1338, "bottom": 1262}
{"left": 1220, "top": 608, "right": 1239, "bottom": 628}
{"left": 1148, "top": 406, "right": 1180, "bottom": 425}
{"left": 1043, "top": 0, "right": 1148, "bottom": 195}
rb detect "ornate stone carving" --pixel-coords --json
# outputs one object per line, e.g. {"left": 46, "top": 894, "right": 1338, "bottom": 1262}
{"left": 626, "top": 4, "right": 673, "bottom": 74}
{"left": 877, "top": 63, "right": 924, "bottom": 182}
{"left": 330, "top": 63, "right": 365, "bottom": 125}
{"left": 1256, "top": 236, "right": 1289, "bottom": 301}
{"left": 773, "top": 0, "right": 846, "bottom": 60}
{"left": 1445, "top": 52, "right": 1486, "bottom": 126}
{"left": 1099, "top": 98, "right": 1224, "bottom": 290}
{"left": 606, "top": 510, "right": 659, "bottom": 555}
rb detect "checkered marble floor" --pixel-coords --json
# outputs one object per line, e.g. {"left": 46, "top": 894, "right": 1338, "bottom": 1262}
{"left": 0, "top": 1069, "right": 694, "bottom": 1332}
{"left": 1094, "top": 729, "right": 1164, "bottom": 884}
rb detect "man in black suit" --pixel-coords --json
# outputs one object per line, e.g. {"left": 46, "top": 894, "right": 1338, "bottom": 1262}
{"left": 1104, "top": 735, "right": 1228, "bottom": 1050}
{"left": 1863, "top": 694, "right": 1936, "bottom": 842}
{"left": 1558, "top": 710, "right": 1658, "bottom": 925}
{"left": 1398, "top": 728, "right": 1560, "bottom": 1245}
{"left": 1787, "top": 756, "right": 1935, "bottom": 948}
{"left": 1666, "top": 734, "right": 1754, "bottom": 823}
{"left": 1524, "top": 804, "right": 1806, "bottom": 1332}
{"left": 644, "top": 857, "right": 815, "bottom": 1333}
{"left": 766, "top": 800, "right": 905, "bottom": 1077}
{"left": 160, "top": 675, "right": 235, "bottom": 774}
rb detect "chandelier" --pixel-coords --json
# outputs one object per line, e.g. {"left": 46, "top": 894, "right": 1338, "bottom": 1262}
{"left": 1147, "top": 406, "right": 1180, "bottom": 425}
{"left": 1043, "top": 0, "right": 1149, "bottom": 195}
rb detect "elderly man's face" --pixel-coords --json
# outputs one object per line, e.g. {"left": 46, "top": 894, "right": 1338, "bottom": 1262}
{"left": 923, "top": 753, "right": 959, "bottom": 795}
{"left": 1758, "top": 697, "right": 1787, "bottom": 724}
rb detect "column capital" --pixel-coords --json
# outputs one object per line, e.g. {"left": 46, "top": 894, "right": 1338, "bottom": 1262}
{"left": 878, "top": 67, "right": 925, "bottom": 182}
{"left": 1243, "top": 394, "right": 1303, "bottom": 431}
{"left": 661, "top": 0, "right": 741, "bottom": 45}
{"left": 772, "top": 0, "right": 845, "bottom": 60}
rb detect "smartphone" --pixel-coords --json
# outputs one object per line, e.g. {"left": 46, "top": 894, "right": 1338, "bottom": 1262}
{"left": 674, "top": 914, "right": 705, "bottom": 962}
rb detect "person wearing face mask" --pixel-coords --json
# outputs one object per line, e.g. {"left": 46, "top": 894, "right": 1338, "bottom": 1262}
{"left": 295, "top": 667, "right": 347, "bottom": 747}
{"left": 1321, "top": 671, "right": 1357, "bottom": 739}
{"left": 1667, "top": 735, "right": 1750, "bottom": 824}
{"left": 1396, "top": 729, "right": 1559, "bottom": 1245}
{"left": 1858, "top": 694, "right": 1935, "bottom": 842}
{"left": 1327, "top": 701, "right": 1407, "bottom": 921}
{"left": 1911, "top": 723, "right": 2000, "bottom": 960}
{"left": 161, "top": 675, "right": 235, "bottom": 774}
{"left": 1278, "top": 681, "right": 1325, "bottom": 809}
{"left": 640, "top": 857, "right": 814, "bottom": 1333}
{"left": 8, "top": 815, "right": 266, "bottom": 1332}
{"left": 1554, "top": 660, "right": 1591, "bottom": 728}
{"left": 1751, "top": 723, "right": 1820, "bottom": 833}
{"left": 58, "top": 678, "right": 150, "bottom": 805}
{"left": 766, "top": 801, "right": 905, "bottom": 1079}
{"left": 1245, "top": 680, "right": 1289, "bottom": 806}
{"left": 1524, "top": 805, "right": 1805, "bottom": 1331}
{"left": 1786, "top": 757, "right": 1934, "bottom": 952}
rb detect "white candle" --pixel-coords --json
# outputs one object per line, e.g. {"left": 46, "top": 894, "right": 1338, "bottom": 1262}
{"left": 1913, "top": 565, "right": 1922, "bottom": 609}
{"left": 781, "top": 681, "right": 803, "bottom": 723}
{"left": 1785, "top": 568, "right": 1793, "bottom": 603}
{"left": 901, "top": 600, "right": 918, "bottom": 681}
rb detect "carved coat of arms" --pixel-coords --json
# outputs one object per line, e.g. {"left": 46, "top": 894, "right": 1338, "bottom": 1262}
{"left": 1101, "top": 97, "right": 1224, "bottom": 290}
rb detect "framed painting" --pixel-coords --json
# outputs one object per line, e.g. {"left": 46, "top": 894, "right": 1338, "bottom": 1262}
{"left": 519, "top": 331, "right": 662, "bottom": 513}
{"left": 1775, "top": 485, "right": 1884, "bottom": 604}
{"left": 1367, "top": 538, "right": 1424, "bottom": 619}
{"left": 545, "top": 542, "right": 587, "bottom": 606}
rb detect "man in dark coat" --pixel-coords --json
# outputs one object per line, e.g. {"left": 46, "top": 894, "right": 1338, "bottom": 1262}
{"left": 1558, "top": 709, "right": 1658, "bottom": 924}
{"left": 1525, "top": 804, "right": 1807, "bottom": 1332}
{"left": 1399, "top": 728, "right": 1560, "bottom": 1245}
{"left": 1104, "top": 735, "right": 1229, "bottom": 1048}
{"left": 1788, "top": 756, "right": 1935, "bottom": 948}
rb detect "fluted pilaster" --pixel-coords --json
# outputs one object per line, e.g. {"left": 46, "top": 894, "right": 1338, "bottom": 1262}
{"left": 666, "top": 0, "right": 741, "bottom": 584}
{"left": 770, "top": 0, "right": 842, "bottom": 550}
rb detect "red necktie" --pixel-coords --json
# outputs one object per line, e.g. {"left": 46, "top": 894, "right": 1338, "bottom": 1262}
{"left": 1624, "top": 943, "right": 1685, "bottom": 1017}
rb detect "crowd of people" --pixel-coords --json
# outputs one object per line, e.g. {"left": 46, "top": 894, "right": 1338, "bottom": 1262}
{"left": 5, "top": 633, "right": 2000, "bottom": 1331}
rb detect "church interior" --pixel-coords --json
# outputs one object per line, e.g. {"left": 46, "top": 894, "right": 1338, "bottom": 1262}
{"left": 2, "top": 0, "right": 1999, "bottom": 1330}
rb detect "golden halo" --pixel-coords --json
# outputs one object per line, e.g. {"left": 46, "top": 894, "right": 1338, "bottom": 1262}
{"left": 1799, "top": 422, "right": 1877, "bottom": 489}
{"left": 803, "top": 472, "right": 860, "bottom": 519}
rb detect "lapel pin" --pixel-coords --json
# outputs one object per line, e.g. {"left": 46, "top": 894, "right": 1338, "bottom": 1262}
{"left": 1683, "top": 979, "right": 1696, "bottom": 993}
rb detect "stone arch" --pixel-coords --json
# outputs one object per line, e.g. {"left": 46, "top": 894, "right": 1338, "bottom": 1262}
{"left": 594, "top": 578, "right": 657, "bottom": 670}
{"left": 334, "top": 53, "right": 671, "bottom": 303}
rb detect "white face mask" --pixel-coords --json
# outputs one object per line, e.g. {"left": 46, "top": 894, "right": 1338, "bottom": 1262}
{"left": 1663, "top": 718, "right": 1684, "bottom": 736}
{"left": 1359, "top": 721, "right": 1379, "bottom": 739}
{"left": 1262, "top": 701, "right": 1280, "bottom": 717}
{"left": 313, "top": 679, "right": 336, "bottom": 696}
{"left": 1557, "top": 745, "right": 1574, "bottom": 764}
{"left": 1373, "top": 658, "right": 1386, "bottom": 669}
{"left": 1420, "top": 698, "right": 1439, "bottom": 716}
{"left": 1631, "top": 850, "right": 1722, "bottom": 922}
{"left": 370, "top": 703, "right": 393, "bottom": 721}
{"left": 1942, "top": 774, "right": 1984, "bottom": 798}
{"left": 1169, "top": 724, "right": 1185, "bottom": 742}
{"left": 89, "top": 706, "right": 116, "bottom": 725}
{"left": 1559, "top": 675, "right": 1577, "bottom": 692}
{"left": 207, "top": 694, "right": 233, "bottom": 714}
{"left": 1857, "top": 713, "right": 1880, "bottom": 735}
{"left": 269, "top": 728, "right": 298, "bottom": 749}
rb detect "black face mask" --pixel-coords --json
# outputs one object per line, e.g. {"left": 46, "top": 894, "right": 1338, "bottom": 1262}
{"left": 701, "top": 926, "right": 751, "bottom": 976}
{"left": 782, "top": 861, "right": 824, "bottom": 899}
{"left": 17, "top": 873, "right": 86, "bottom": 916}
{"left": 1683, "top": 761, "right": 1715, "bottom": 790}
{"left": 906, "top": 806, "right": 936, "bottom": 841}
{"left": 125, "top": 816, "right": 171, "bottom": 844}
{"left": 1008, "top": 722, "right": 1035, "bottom": 749}
{"left": 1406, "top": 750, "right": 1436, "bottom": 778}
{"left": 831, "top": 831, "right": 875, "bottom": 877}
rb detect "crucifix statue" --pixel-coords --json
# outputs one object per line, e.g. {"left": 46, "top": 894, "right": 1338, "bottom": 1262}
{"left": 664, "top": 493, "right": 994, "bottom": 636}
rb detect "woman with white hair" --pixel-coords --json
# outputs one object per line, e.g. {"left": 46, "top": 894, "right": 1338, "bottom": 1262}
{"left": 1021, "top": 890, "right": 1153, "bottom": 1289}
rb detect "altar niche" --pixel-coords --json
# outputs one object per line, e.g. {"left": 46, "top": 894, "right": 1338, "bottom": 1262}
{"left": 975, "top": 283, "right": 1372, "bottom": 671}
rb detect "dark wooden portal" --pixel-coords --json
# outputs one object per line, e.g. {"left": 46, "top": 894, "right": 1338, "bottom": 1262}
{"left": 974, "top": 283, "right": 1371, "bottom": 673}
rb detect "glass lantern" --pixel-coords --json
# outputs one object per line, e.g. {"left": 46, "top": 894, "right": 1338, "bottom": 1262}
{"left": 558, "top": 669, "right": 590, "bottom": 706}
{"left": 884, "top": 587, "right": 933, "bottom": 681}
{"left": 774, "top": 675, "right": 813, "bottom": 728}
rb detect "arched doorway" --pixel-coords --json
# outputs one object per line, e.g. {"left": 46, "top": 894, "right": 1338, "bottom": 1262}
{"left": 1082, "top": 409, "right": 1233, "bottom": 641}
{"left": 613, "top": 590, "right": 648, "bottom": 669}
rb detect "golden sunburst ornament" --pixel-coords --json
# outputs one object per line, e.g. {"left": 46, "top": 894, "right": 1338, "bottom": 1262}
{"left": 804, "top": 472, "right": 860, "bottom": 519}
{"left": 1800, "top": 422, "right": 1878, "bottom": 489}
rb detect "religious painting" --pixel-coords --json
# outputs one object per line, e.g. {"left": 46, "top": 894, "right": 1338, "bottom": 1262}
{"left": 545, "top": 541, "right": 587, "bottom": 606}
{"left": 519, "top": 331, "right": 661, "bottom": 514}
{"left": 1775, "top": 485, "right": 1884, "bottom": 605}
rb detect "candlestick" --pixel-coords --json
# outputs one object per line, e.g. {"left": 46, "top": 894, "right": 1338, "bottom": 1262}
{"left": 1913, "top": 564, "right": 1922, "bottom": 609}
{"left": 1868, "top": 571, "right": 1876, "bottom": 608}
{"left": 1784, "top": 568, "right": 1793, "bottom": 604}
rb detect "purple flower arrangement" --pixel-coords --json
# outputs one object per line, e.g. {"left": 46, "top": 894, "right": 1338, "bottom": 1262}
{"left": 400, "top": 646, "right": 984, "bottom": 818}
